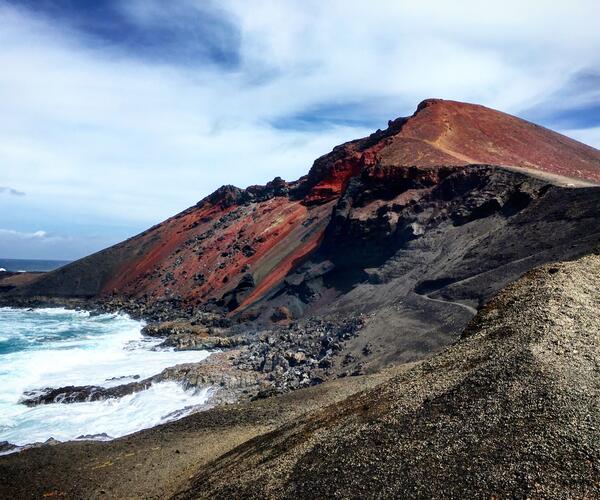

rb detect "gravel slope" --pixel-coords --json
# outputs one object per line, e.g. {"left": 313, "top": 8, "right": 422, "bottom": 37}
{"left": 1, "top": 252, "right": 598, "bottom": 499}
{"left": 176, "top": 251, "right": 600, "bottom": 499}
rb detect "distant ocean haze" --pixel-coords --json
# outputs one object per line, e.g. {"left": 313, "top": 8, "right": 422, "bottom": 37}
{"left": 0, "top": 258, "right": 71, "bottom": 273}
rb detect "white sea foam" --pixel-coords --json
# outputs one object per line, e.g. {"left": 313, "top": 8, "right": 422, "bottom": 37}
{"left": 0, "top": 307, "right": 213, "bottom": 447}
{"left": 0, "top": 383, "right": 212, "bottom": 446}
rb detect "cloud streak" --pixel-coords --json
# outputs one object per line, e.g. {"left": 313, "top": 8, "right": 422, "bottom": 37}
{"left": 0, "top": 0, "right": 599, "bottom": 259}
{"left": 0, "top": 228, "right": 79, "bottom": 260}
{"left": 0, "top": 186, "right": 25, "bottom": 196}
{"left": 0, "top": 229, "right": 63, "bottom": 240}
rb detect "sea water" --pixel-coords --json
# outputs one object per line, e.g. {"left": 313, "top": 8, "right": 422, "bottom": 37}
{"left": 0, "top": 307, "right": 212, "bottom": 447}
{"left": 0, "top": 258, "right": 70, "bottom": 272}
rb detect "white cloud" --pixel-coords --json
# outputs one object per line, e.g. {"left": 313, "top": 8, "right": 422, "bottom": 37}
{"left": 0, "top": 228, "right": 84, "bottom": 260}
{"left": 224, "top": 0, "right": 600, "bottom": 113}
{"left": 0, "top": 0, "right": 599, "bottom": 259}
{"left": 0, "top": 229, "right": 56, "bottom": 240}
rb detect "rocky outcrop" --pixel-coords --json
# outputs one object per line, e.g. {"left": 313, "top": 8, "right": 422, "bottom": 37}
{"left": 235, "top": 316, "right": 366, "bottom": 396}
{"left": 0, "top": 441, "right": 17, "bottom": 455}
{"left": 20, "top": 313, "right": 367, "bottom": 408}
{"left": 238, "top": 166, "right": 600, "bottom": 375}
{"left": 20, "top": 351, "right": 266, "bottom": 408}
{"left": 20, "top": 382, "right": 148, "bottom": 406}
{"left": 157, "top": 333, "right": 248, "bottom": 351}
{"left": 141, "top": 321, "right": 211, "bottom": 338}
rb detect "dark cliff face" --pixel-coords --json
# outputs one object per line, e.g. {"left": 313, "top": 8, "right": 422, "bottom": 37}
{"left": 5, "top": 99, "right": 600, "bottom": 339}
{"left": 238, "top": 165, "right": 600, "bottom": 372}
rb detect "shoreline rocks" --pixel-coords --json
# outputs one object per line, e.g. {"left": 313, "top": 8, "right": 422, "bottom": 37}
{"left": 157, "top": 333, "right": 249, "bottom": 351}
{"left": 235, "top": 316, "right": 366, "bottom": 397}
{"left": 5, "top": 295, "right": 370, "bottom": 414}
{"left": 18, "top": 312, "right": 368, "bottom": 410}
{"left": 20, "top": 351, "right": 267, "bottom": 408}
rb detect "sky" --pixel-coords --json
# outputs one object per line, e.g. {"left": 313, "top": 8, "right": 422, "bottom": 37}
{"left": 1, "top": 0, "right": 600, "bottom": 260}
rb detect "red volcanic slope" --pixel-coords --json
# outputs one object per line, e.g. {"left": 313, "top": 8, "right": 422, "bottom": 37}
{"left": 392, "top": 99, "right": 600, "bottom": 180}
{"left": 25, "top": 99, "right": 600, "bottom": 311}
{"left": 101, "top": 193, "right": 336, "bottom": 308}
{"left": 304, "top": 99, "right": 600, "bottom": 206}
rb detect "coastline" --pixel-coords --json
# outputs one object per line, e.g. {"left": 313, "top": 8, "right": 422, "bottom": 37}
{"left": 0, "top": 291, "right": 367, "bottom": 458}
{"left": 0, "top": 303, "right": 225, "bottom": 454}
{"left": 0, "top": 366, "right": 399, "bottom": 499}
{"left": 0, "top": 284, "right": 370, "bottom": 397}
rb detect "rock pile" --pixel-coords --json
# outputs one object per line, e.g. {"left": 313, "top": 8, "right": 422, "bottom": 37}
{"left": 235, "top": 316, "right": 366, "bottom": 396}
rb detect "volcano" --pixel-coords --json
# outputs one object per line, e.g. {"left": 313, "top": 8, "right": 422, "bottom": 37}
{"left": 2, "top": 99, "right": 600, "bottom": 499}
{"left": 4, "top": 98, "right": 600, "bottom": 371}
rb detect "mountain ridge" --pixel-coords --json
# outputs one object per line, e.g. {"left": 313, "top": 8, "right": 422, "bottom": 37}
{"left": 6, "top": 99, "right": 600, "bottom": 314}
{"left": 3, "top": 99, "right": 600, "bottom": 377}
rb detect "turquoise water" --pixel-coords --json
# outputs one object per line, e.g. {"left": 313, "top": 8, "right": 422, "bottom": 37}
{"left": 0, "top": 307, "right": 212, "bottom": 448}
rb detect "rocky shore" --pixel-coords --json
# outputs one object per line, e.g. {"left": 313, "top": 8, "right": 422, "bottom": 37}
{"left": 139, "top": 312, "right": 367, "bottom": 400}
{"left": 0, "top": 368, "right": 395, "bottom": 499}
{"left": 4, "top": 290, "right": 371, "bottom": 423}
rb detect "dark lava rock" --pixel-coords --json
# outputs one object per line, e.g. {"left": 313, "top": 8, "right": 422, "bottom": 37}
{"left": 220, "top": 274, "right": 256, "bottom": 311}
{"left": 270, "top": 306, "right": 293, "bottom": 323}
{"left": 241, "top": 245, "right": 256, "bottom": 257}
{"left": 75, "top": 433, "right": 111, "bottom": 441}
{"left": 0, "top": 441, "right": 17, "bottom": 454}
{"left": 158, "top": 334, "right": 249, "bottom": 351}
{"left": 235, "top": 315, "right": 365, "bottom": 395}
{"left": 20, "top": 382, "right": 152, "bottom": 406}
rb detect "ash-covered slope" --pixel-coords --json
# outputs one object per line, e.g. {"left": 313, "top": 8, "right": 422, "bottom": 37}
{"left": 176, "top": 251, "right": 600, "bottom": 499}
{"left": 6, "top": 99, "right": 600, "bottom": 331}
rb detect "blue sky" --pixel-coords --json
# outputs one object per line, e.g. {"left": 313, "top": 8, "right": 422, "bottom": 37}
{"left": 1, "top": 0, "right": 600, "bottom": 260}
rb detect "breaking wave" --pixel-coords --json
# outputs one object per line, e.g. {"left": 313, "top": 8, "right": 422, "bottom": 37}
{"left": 0, "top": 307, "right": 211, "bottom": 447}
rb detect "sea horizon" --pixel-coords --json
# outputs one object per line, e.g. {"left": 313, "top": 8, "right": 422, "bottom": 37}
{"left": 0, "top": 258, "right": 72, "bottom": 273}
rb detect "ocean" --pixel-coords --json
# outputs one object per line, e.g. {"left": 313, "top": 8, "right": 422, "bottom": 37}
{"left": 0, "top": 258, "right": 71, "bottom": 273}
{"left": 0, "top": 307, "right": 211, "bottom": 449}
